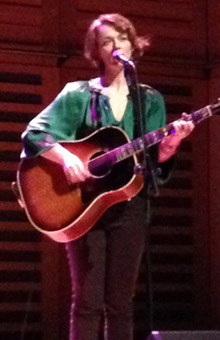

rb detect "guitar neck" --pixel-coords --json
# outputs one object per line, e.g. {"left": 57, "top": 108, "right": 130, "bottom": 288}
{"left": 89, "top": 100, "right": 219, "bottom": 169}
{"left": 112, "top": 103, "right": 214, "bottom": 163}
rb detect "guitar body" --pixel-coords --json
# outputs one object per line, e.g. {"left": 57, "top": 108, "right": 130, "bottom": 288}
{"left": 17, "top": 126, "right": 144, "bottom": 242}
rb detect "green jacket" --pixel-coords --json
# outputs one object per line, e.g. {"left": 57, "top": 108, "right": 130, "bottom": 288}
{"left": 21, "top": 79, "right": 172, "bottom": 184}
{"left": 22, "top": 79, "right": 166, "bottom": 156}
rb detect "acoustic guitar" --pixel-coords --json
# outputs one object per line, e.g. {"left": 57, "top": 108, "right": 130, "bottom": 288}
{"left": 15, "top": 100, "right": 220, "bottom": 242}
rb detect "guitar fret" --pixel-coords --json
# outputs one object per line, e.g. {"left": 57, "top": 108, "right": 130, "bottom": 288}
{"left": 127, "top": 143, "right": 136, "bottom": 154}
{"left": 136, "top": 138, "right": 144, "bottom": 150}
{"left": 115, "top": 147, "right": 127, "bottom": 162}
{"left": 144, "top": 124, "right": 174, "bottom": 147}
{"left": 132, "top": 139, "right": 141, "bottom": 152}
{"left": 115, "top": 143, "right": 136, "bottom": 162}
{"left": 192, "top": 105, "right": 212, "bottom": 123}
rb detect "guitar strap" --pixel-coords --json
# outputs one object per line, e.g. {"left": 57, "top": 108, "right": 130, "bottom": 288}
{"left": 90, "top": 90, "right": 102, "bottom": 129}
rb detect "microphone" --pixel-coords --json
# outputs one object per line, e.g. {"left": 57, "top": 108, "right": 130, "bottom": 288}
{"left": 112, "top": 50, "right": 135, "bottom": 68}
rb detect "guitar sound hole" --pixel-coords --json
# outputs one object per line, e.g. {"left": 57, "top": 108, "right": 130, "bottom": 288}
{"left": 88, "top": 151, "right": 112, "bottom": 178}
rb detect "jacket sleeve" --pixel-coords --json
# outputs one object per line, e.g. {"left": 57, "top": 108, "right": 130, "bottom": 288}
{"left": 21, "top": 82, "right": 90, "bottom": 158}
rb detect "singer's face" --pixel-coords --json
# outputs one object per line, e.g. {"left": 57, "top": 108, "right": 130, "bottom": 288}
{"left": 96, "top": 24, "right": 133, "bottom": 71}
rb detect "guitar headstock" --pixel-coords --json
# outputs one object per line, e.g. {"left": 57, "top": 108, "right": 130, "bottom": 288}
{"left": 210, "top": 98, "right": 220, "bottom": 115}
{"left": 190, "top": 99, "right": 220, "bottom": 124}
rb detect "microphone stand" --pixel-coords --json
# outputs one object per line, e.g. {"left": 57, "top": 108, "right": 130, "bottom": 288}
{"left": 123, "top": 60, "right": 159, "bottom": 335}
{"left": 123, "top": 62, "right": 159, "bottom": 198}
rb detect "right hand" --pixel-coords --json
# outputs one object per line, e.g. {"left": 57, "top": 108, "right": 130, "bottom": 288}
{"left": 62, "top": 152, "right": 87, "bottom": 185}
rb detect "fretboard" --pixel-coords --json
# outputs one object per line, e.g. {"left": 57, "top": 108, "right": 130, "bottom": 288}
{"left": 88, "top": 100, "right": 220, "bottom": 169}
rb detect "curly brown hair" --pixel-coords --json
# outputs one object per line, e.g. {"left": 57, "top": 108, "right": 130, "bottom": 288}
{"left": 84, "top": 13, "right": 150, "bottom": 69}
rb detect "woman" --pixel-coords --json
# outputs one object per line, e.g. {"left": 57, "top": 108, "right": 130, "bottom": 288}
{"left": 22, "top": 13, "right": 194, "bottom": 340}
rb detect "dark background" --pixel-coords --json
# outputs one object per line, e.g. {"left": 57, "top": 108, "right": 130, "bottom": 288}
{"left": 0, "top": 0, "right": 220, "bottom": 339}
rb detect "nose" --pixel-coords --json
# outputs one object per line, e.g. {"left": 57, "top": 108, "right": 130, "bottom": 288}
{"left": 112, "top": 38, "right": 120, "bottom": 50}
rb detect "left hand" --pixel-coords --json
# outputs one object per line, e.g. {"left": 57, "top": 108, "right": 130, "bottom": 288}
{"left": 158, "top": 113, "right": 195, "bottom": 162}
{"left": 173, "top": 112, "right": 195, "bottom": 141}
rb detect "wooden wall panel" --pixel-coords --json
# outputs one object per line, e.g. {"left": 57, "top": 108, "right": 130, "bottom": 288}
{"left": 140, "top": 74, "right": 208, "bottom": 333}
{"left": 208, "top": 0, "right": 220, "bottom": 324}
{"left": 208, "top": 70, "right": 220, "bottom": 328}
{"left": 0, "top": 0, "right": 209, "bottom": 62}
{"left": 209, "top": 114, "right": 220, "bottom": 328}
{"left": 42, "top": 0, "right": 59, "bottom": 51}
{"left": 0, "top": 62, "right": 61, "bottom": 340}
{"left": 0, "top": 3, "right": 41, "bottom": 26}
{"left": 208, "top": 0, "right": 220, "bottom": 61}
{"left": 1, "top": 0, "right": 42, "bottom": 5}
{"left": 0, "top": 0, "right": 220, "bottom": 339}
{"left": 71, "top": 0, "right": 207, "bottom": 61}
{"left": 0, "top": 2, "right": 42, "bottom": 46}
{"left": 0, "top": 0, "right": 60, "bottom": 53}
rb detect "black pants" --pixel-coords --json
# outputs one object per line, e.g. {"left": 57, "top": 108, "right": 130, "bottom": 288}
{"left": 65, "top": 196, "right": 146, "bottom": 340}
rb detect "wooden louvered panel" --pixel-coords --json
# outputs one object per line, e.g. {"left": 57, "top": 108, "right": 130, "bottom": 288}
{"left": 152, "top": 264, "right": 193, "bottom": 273}
{"left": 0, "top": 297, "right": 40, "bottom": 307}
{"left": 0, "top": 68, "right": 42, "bottom": 84}
{"left": 0, "top": 325, "right": 41, "bottom": 333}
{"left": 0, "top": 83, "right": 43, "bottom": 94}
{"left": 0, "top": 286, "right": 40, "bottom": 300}
{"left": 0, "top": 103, "right": 43, "bottom": 113}
{"left": 0, "top": 282, "right": 40, "bottom": 290}
{"left": 152, "top": 282, "right": 193, "bottom": 292}
{"left": 0, "top": 150, "right": 20, "bottom": 163}
{"left": 152, "top": 207, "right": 192, "bottom": 218}
{"left": 0, "top": 92, "right": 42, "bottom": 105}
{"left": 0, "top": 310, "right": 41, "bottom": 322}
{"left": 0, "top": 177, "right": 15, "bottom": 187}
{"left": 0, "top": 270, "right": 41, "bottom": 286}
{"left": 131, "top": 75, "right": 195, "bottom": 334}
{"left": 0, "top": 162, "right": 21, "bottom": 170}
{"left": 0, "top": 201, "right": 23, "bottom": 209}
{"left": 150, "top": 245, "right": 193, "bottom": 255}
{"left": 208, "top": 70, "right": 220, "bottom": 327}
{"left": 0, "top": 122, "right": 26, "bottom": 132}
{"left": 0, "top": 332, "right": 42, "bottom": 340}
{"left": 155, "top": 189, "right": 192, "bottom": 199}
{"left": 0, "top": 243, "right": 41, "bottom": 253}
{"left": 0, "top": 142, "right": 21, "bottom": 150}
{"left": 170, "top": 169, "right": 192, "bottom": 180}
{"left": 0, "top": 65, "right": 60, "bottom": 340}
{"left": 139, "top": 62, "right": 203, "bottom": 81}
{"left": 151, "top": 225, "right": 193, "bottom": 235}
{"left": 0, "top": 220, "right": 32, "bottom": 228}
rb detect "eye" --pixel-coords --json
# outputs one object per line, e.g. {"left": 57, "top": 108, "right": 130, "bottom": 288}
{"left": 119, "top": 35, "right": 128, "bottom": 41}
{"left": 101, "top": 39, "right": 112, "bottom": 47}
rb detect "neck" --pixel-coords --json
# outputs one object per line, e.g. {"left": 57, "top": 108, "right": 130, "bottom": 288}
{"left": 101, "top": 68, "right": 127, "bottom": 90}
